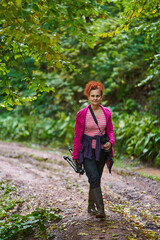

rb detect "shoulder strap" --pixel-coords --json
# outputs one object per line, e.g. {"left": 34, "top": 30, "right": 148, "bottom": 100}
{"left": 89, "top": 106, "right": 103, "bottom": 135}
{"left": 89, "top": 105, "right": 98, "bottom": 125}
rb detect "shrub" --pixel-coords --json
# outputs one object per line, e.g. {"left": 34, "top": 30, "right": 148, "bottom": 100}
{"left": 113, "top": 111, "right": 160, "bottom": 166}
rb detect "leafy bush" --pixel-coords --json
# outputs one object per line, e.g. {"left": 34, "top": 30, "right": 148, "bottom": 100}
{"left": 0, "top": 113, "right": 75, "bottom": 145}
{"left": 0, "top": 116, "right": 31, "bottom": 140}
{"left": 113, "top": 111, "right": 160, "bottom": 167}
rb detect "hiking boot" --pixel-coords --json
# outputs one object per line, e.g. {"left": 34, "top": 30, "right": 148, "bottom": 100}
{"left": 92, "top": 187, "right": 106, "bottom": 218}
{"left": 88, "top": 188, "right": 97, "bottom": 215}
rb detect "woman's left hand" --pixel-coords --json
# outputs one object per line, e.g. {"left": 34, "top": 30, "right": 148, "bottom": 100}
{"left": 104, "top": 142, "right": 111, "bottom": 151}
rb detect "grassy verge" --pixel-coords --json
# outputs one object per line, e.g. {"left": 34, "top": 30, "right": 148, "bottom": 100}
{"left": 0, "top": 179, "right": 62, "bottom": 240}
{"left": 113, "top": 152, "right": 160, "bottom": 181}
{"left": 136, "top": 172, "right": 160, "bottom": 182}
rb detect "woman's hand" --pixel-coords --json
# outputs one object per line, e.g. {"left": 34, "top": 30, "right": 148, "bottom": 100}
{"left": 73, "top": 159, "right": 79, "bottom": 164}
{"left": 103, "top": 142, "right": 111, "bottom": 151}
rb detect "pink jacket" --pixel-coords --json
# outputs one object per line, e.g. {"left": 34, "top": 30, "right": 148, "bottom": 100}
{"left": 72, "top": 104, "right": 115, "bottom": 160}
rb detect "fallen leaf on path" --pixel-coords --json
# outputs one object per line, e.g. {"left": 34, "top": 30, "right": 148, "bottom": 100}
{"left": 86, "top": 222, "right": 95, "bottom": 227}
{"left": 50, "top": 225, "right": 56, "bottom": 230}
{"left": 71, "top": 221, "right": 76, "bottom": 225}
{"left": 107, "top": 221, "right": 115, "bottom": 225}
{"left": 126, "top": 238, "right": 137, "bottom": 240}
{"left": 78, "top": 232, "right": 89, "bottom": 236}
{"left": 112, "top": 233, "right": 119, "bottom": 238}
{"left": 75, "top": 222, "right": 81, "bottom": 225}
{"left": 108, "top": 225, "right": 118, "bottom": 229}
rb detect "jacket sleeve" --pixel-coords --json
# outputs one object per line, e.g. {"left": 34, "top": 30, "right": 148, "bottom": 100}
{"left": 72, "top": 113, "right": 83, "bottom": 159}
{"left": 107, "top": 114, "right": 115, "bottom": 147}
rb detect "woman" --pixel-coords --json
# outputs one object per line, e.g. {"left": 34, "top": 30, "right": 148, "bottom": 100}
{"left": 72, "top": 81, "right": 114, "bottom": 218}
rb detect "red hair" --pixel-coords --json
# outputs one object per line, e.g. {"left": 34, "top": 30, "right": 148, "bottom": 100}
{"left": 84, "top": 81, "right": 104, "bottom": 97}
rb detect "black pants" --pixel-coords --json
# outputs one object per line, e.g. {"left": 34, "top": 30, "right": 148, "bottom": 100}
{"left": 83, "top": 150, "right": 106, "bottom": 189}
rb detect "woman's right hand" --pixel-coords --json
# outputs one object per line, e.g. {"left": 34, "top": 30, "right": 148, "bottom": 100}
{"left": 73, "top": 159, "right": 79, "bottom": 164}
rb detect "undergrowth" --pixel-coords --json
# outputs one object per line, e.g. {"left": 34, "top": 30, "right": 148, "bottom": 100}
{"left": 0, "top": 109, "right": 159, "bottom": 167}
{"left": 0, "top": 180, "right": 62, "bottom": 240}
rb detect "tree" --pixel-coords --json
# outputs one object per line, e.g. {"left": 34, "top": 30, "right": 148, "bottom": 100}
{"left": 1, "top": 0, "right": 160, "bottom": 110}
{"left": 0, "top": 0, "right": 107, "bottom": 109}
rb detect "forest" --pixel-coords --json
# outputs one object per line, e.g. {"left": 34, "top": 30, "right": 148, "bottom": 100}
{"left": 0, "top": 1, "right": 160, "bottom": 240}
{"left": 0, "top": 0, "right": 160, "bottom": 167}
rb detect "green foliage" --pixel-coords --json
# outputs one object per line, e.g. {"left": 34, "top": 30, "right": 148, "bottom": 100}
{"left": 0, "top": 112, "right": 76, "bottom": 145}
{"left": 0, "top": 180, "right": 24, "bottom": 220}
{"left": 0, "top": 0, "right": 108, "bottom": 108}
{"left": 0, "top": 179, "right": 62, "bottom": 240}
{"left": 0, "top": 0, "right": 160, "bottom": 110}
{"left": 0, "top": 116, "right": 32, "bottom": 140}
{"left": 49, "top": 0, "right": 158, "bottom": 118}
{"left": 54, "top": 112, "right": 76, "bottom": 144}
{"left": 0, "top": 208, "right": 62, "bottom": 240}
{"left": 113, "top": 111, "right": 160, "bottom": 166}
{"left": 0, "top": 0, "right": 159, "bottom": 167}
{"left": 0, "top": 107, "right": 159, "bottom": 167}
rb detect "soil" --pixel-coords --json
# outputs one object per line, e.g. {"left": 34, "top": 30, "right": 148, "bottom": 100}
{"left": 0, "top": 141, "right": 159, "bottom": 240}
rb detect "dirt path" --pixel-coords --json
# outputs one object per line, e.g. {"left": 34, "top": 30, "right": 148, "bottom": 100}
{"left": 0, "top": 141, "right": 159, "bottom": 240}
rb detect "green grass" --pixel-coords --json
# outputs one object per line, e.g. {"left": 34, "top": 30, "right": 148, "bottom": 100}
{"left": 137, "top": 172, "right": 160, "bottom": 182}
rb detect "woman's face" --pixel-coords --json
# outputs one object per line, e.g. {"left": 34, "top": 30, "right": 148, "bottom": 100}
{"left": 88, "top": 89, "right": 103, "bottom": 106}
